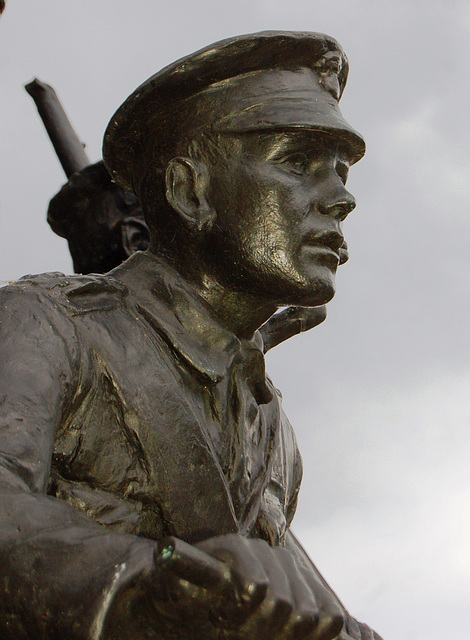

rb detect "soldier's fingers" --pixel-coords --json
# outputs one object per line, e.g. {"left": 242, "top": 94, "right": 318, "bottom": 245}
{"left": 312, "top": 614, "right": 345, "bottom": 640}
{"left": 273, "top": 547, "right": 321, "bottom": 639}
{"left": 246, "top": 539, "right": 294, "bottom": 639}
{"left": 196, "top": 534, "right": 269, "bottom": 612}
{"left": 155, "top": 537, "right": 229, "bottom": 590}
{"left": 355, "top": 621, "right": 378, "bottom": 640}
{"left": 298, "top": 305, "right": 327, "bottom": 332}
{"left": 344, "top": 616, "right": 363, "bottom": 639}
{"left": 152, "top": 537, "right": 234, "bottom": 623}
{"left": 275, "top": 547, "right": 344, "bottom": 640}
{"left": 289, "top": 561, "right": 344, "bottom": 639}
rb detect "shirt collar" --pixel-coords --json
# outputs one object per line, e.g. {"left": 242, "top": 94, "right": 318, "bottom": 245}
{"left": 109, "top": 251, "right": 265, "bottom": 384}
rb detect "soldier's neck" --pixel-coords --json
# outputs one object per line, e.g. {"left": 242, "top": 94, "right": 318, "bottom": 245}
{"left": 147, "top": 244, "right": 277, "bottom": 340}
{"left": 195, "top": 275, "right": 278, "bottom": 340}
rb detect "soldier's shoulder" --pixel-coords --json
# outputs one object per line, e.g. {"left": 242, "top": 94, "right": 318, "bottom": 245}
{"left": 0, "top": 271, "right": 129, "bottom": 315}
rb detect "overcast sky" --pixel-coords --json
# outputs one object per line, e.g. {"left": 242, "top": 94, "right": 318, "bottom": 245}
{"left": 1, "top": 2, "right": 469, "bottom": 638}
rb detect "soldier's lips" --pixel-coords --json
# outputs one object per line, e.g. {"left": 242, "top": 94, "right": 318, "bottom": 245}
{"left": 301, "top": 231, "right": 344, "bottom": 265}
{"left": 301, "top": 244, "right": 340, "bottom": 266}
{"left": 338, "top": 243, "right": 349, "bottom": 265}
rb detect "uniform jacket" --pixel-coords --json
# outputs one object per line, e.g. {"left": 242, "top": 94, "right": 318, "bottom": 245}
{"left": 0, "top": 251, "right": 303, "bottom": 639}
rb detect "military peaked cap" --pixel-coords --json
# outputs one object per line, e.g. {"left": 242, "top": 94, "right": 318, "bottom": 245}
{"left": 103, "top": 31, "right": 365, "bottom": 194}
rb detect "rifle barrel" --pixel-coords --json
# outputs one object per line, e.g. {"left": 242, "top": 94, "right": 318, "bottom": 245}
{"left": 25, "top": 78, "right": 90, "bottom": 177}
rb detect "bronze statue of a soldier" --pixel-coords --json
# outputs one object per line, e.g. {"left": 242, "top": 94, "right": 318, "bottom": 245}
{"left": 0, "top": 31, "right": 381, "bottom": 639}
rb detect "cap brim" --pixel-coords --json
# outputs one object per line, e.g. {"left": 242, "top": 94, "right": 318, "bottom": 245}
{"left": 216, "top": 96, "right": 365, "bottom": 163}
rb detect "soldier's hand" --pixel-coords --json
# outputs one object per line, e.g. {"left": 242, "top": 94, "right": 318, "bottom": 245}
{"left": 337, "top": 615, "right": 384, "bottom": 640}
{"left": 261, "top": 305, "right": 327, "bottom": 352}
{"left": 153, "top": 534, "right": 345, "bottom": 640}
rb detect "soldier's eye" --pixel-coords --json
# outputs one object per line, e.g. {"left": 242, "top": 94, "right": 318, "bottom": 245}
{"left": 281, "top": 152, "right": 309, "bottom": 175}
{"left": 336, "top": 162, "right": 349, "bottom": 185}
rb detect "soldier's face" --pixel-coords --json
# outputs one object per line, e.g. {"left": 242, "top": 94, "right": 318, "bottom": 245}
{"left": 203, "top": 130, "right": 356, "bottom": 307}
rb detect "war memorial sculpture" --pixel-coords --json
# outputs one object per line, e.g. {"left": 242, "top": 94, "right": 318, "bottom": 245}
{"left": 0, "top": 31, "right": 383, "bottom": 639}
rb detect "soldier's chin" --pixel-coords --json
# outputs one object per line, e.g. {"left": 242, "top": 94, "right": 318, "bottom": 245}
{"left": 283, "top": 275, "right": 336, "bottom": 308}
{"left": 306, "top": 283, "right": 336, "bottom": 307}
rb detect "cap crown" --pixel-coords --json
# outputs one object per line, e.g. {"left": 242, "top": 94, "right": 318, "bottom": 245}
{"left": 103, "top": 31, "right": 365, "bottom": 193}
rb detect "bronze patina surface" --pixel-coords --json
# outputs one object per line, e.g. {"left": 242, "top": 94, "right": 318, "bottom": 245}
{"left": 0, "top": 32, "right": 382, "bottom": 639}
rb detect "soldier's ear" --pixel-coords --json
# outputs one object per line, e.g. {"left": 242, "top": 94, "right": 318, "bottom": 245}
{"left": 121, "top": 216, "right": 150, "bottom": 257}
{"left": 165, "top": 157, "right": 215, "bottom": 232}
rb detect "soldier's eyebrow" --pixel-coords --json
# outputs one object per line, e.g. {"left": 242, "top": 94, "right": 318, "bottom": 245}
{"left": 238, "top": 130, "right": 353, "bottom": 165}
{"left": 281, "top": 134, "right": 354, "bottom": 167}
{"left": 264, "top": 131, "right": 333, "bottom": 160}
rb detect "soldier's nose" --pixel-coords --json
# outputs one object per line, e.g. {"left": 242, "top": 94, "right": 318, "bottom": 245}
{"left": 318, "top": 190, "right": 356, "bottom": 221}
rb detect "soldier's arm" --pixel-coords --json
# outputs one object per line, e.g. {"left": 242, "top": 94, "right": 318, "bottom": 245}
{"left": 0, "top": 284, "right": 156, "bottom": 639}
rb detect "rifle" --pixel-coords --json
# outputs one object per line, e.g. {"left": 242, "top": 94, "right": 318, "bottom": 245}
{"left": 25, "top": 78, "right": 90, "bottom": 177}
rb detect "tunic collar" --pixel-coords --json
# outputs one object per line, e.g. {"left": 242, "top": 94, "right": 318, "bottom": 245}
{"left": 109, "top": 252, "right": 268, "bottom": 391}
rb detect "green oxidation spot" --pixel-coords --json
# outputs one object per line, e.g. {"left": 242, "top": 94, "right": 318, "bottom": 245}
{"left": 160, "top": 546, "right": 173, "bottom": 563}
